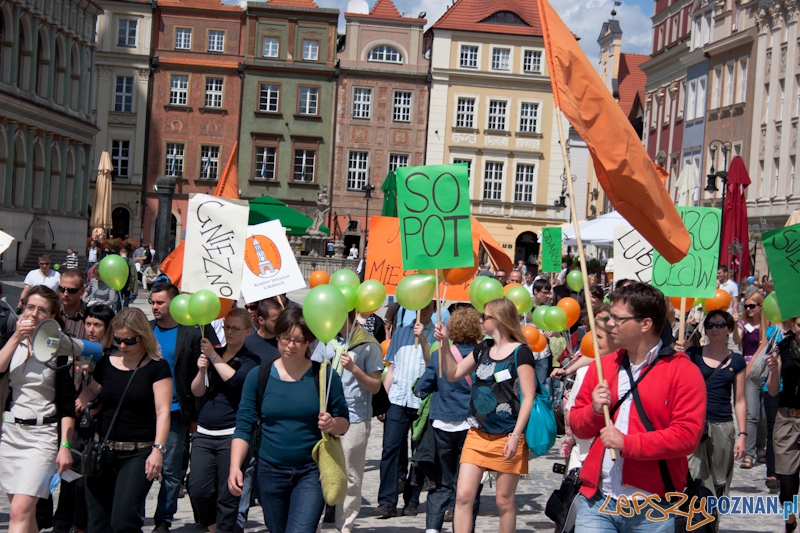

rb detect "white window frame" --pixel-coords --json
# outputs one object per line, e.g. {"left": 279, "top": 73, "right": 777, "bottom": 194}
{"left": 175, "top": 27, "right": 192, "bottom": 50}
{"left": 677, "top": 81, "right": 685, "bottom": 118}
{"left": 165, "top": 143, "right": 185, "bottom": 177}
{"left": 738, "top": 59, "right": 748, "bottom": 103}
{"left": 455, "top": 96, "right": 476, "bottom": 129}
{"left": 367, "top": 45, "right": 403, "bottom": 64}
{"left": 514, "top": 162, "right": 537, "bottom": 203}
{"left": 262, "top": 37, "right": 279, "bottom": 58}
{"left": 487, "top": 98, "right": 508, "bottom": 131}
{"left": 111, "top": 139, "right": 130, "bottom": 178}
{"left": 302, "top": 39, "right": 319, "bottom": 61}
{"left": 298, "top": 86, "right": 319, "bottom": 115}
{"left": 254, "top": 146, "right": 277, "bottom": 180}
{"left": 199, "top": 145, "right": 220, "bottom": 180}
{"left": 696, "top": 76, "right": 707, "bottom": 118}
{"left": 664, "top": 89, "right": 671, "bottom": 123}
{"left": 293, "top": 149, "right": 316, "bottom": 182}
{"left": 393, "top": 91, "right": 412, "bottom": 123}
{"left": 775, "top": 158, "right": 781, "bottom": 197}
{"left": 482, "top": 160, "right": 505, "bottom": 201}
{"left": 169, "top": 75, "right": 189, "bottom": 106}
{"left": 117, "top": 19, "right": 137, "bottom": 47}
{"left": 204, "top": 78, "right": 224, "bottom": 108}
{"left": 347, "top": 151, "right": 369, "bottom": 190}
{"left": 114, "top": 76, "right": 134, "bottom": 113}
{"left": 518, "top": 100, "right": 540, "bottom": 133}
{"left": 522, "top": 48, "right": 543, "bottom": 74}
{"left": 686, "top": 80, "right": 697, "bottom": 121}
{"left": 459, "top": 44, "right": 479, "bottom": 69}
{"left": 259, "top": 83, "right": 280, "bottom": 113}
{"left": 725, "top": 63, "right": 734, "bottom": 106}
{"left": 713, "top": 67, "right": 722, "bottom": 109}
{"left": 452, "top": 156, "right": 475, "bottom": 200}
{"left": 780, "top": 79, "right": 785, "bottom": 120}
{"left": 208, "top": 30, "right": 225, "bottom": 53}
{"left": 352, "top": 88, "right": 372, "bottom": 119}
{"left": 490, "top": 46, "right": 512, "bottom": 71}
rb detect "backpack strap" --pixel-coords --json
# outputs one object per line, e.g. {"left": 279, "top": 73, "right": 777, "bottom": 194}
{"left": 256, "top": 359, "right": 322, "bottom": 411}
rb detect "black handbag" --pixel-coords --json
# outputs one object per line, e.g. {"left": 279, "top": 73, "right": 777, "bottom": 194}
{"left": 545, "top": 467, "right": 582, "bottom": 533}
{"left": 372, "top": 385, "right": 391, "bottom": 417}
{"left": 81, "top": 355, "right": 146, "bottom": 477}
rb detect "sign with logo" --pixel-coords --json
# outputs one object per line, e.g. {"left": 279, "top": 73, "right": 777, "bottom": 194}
{"left": 240, "top": 220, "right": 306, "bottom": 303}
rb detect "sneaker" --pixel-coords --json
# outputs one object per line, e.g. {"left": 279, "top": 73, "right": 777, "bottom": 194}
{"left": 372, "top": 505, "right": 397, "bottom": 519}
{"left": 402, "top": 505, "right": 419, "bottom": 517}
{"left": 152, "top": 524, "right": 170, "bottom": 533}
{"left": 444, "top": 509, "right": 454, "bottom": 523}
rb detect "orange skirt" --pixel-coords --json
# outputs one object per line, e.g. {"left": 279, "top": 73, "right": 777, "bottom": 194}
{"left": 460, "top": 428, "right": 529, "bottom": 474}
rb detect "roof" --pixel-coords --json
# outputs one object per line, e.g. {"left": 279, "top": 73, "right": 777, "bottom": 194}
{"left": 617, "top": 53, "right": 648, "bottom": 117}
{"left": 345, "top": 0, "right": 426, "bottom": 23}
{"left": 157, "top": 0, "right": 244, "bottom": 12}
{"left": 431, "top": 0, "right": 542, "bottom": 37}
{"left": 266, "top": 0, "right": 318, "bottom": 8}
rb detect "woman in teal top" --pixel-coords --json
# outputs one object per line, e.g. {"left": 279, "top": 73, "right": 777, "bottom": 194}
{"left": 229, "top": 307, "right": 350, "bottom": 533}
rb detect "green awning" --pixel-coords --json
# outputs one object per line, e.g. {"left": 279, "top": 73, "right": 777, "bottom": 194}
{"left": 249, "top": 196, "right": 329, "bottom": 236}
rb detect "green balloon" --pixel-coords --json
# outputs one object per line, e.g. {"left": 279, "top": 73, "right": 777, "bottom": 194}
{"left": 506, "top": 285, "right": 533, "bottom": 315}
{"left": 763, "top": 292, "right": 784, "bottom": 323}
{"left": 356, "top": 280, "right": 386, "bottom": 313}
{"left": 476, "top": 278, "right": 504, "bottom": 307}
{"left": 339, "top": 284, "right": 357, "bottom": 312}
{"left": 468, "top": 277, "right": 486, "bottom": 312}
{"left": 566, "top": 270, "right": 584, "bottom": 292}
{"left": 532, "top": 306, "right": 549, "bottom": 330}
{"left": 170, "top": 294, "right": 195, "bottom": 326}
{"left": 544, "top": 306, "right": 568, "bottom": 332}
{"left": 53, "top": 264, "right": 60, "bottom": 271}
{"left": 303, "top": 285, "right": 348, "bottom": 343}
{"left": 396, "top": 274, "right": 436, "bottom": 311}
{"left": 330, "top": 269, "right": 360, "bottom": 290}
{"left": 189, "top": 290, "right": 221, "bottom": 325}
{"left": 98, "top": 255, "right": 129, "bottom": 291}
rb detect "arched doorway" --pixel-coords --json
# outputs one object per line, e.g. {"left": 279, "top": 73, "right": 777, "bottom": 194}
{"left": 515, "top": 231, "right": 539, "bottom": 267}
{"left": 111, "top": 206, "right": 130, "bottom": 238}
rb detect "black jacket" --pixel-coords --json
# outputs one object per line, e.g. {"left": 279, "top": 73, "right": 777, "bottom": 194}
{"left": 149, "top": 320, "right": 202, "bottom": 426}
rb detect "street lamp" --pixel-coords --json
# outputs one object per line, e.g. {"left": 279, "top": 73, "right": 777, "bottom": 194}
{"left": 362, "top": 182, "right": 375, "bottom": 248}
{"left": 705, "top": 139, "right": 732, "bottom": 258}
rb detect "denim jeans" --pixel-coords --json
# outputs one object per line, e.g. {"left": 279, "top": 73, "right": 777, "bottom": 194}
{"left": 426, "top": 427, "right": 468, "bottom": 530}
{"left": 575, "top": 493, "right": 674, "bottom": 533}
{"left": 86, "top": 448, "right": 154, "bottom": 533}
{"left": 378, "top": 404, "right": 421, "bottom": 509}
{"left": 154, "top": 411, "right": 187, "bottom": 526}
{"left": 237, "top": 456, "right": 257, "bottom": 530}
{"left": 745, "top": 380, "right": 767, "bottom": 458}
{"left": 188, "top": 434, "right": 239, "bottom": 533}
{"left": 256, "top": 459, "right": 325, "bottom": 533}
{"left": 534, "top": 357, "right": 549, "bottom": 392}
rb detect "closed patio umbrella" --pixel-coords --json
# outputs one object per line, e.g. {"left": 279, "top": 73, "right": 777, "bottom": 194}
{"left": 381, "top": 171, "right": 398, "bottom": 217}
{"left": 90, "top": 151, "right": 113, "bottom": 232}
{"left": 720, "top": 156, "right": 751, "bottom": 283}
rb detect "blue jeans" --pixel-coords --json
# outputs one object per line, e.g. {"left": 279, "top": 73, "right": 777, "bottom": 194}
{"left": 575, "top": 493, "right": 674, "bottom": 533}
{"left": 378, "top": 404, "right": 421, "bottom": 509}
{"left": 237, "top": 456, "right": 257, "bottom": 530}
{"left": 534, "top": 357, "right": 549, "bottom": 391}
{"left": 257, "top": 459, "right": 325, "bottom": 533}
{"left": 154, "top": 411, "right": 187, "bottom": 526}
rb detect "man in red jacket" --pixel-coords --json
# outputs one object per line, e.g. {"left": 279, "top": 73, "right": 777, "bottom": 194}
{"left": 570, "top": 282, "right": 706, "bottom": 531}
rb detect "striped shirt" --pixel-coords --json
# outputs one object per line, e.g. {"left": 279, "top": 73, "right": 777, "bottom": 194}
{"left": 61, "top": 302, "right": 88, "bottom": 340}
{"left": 386, "top": 322, "right": 435, "bottom": 409}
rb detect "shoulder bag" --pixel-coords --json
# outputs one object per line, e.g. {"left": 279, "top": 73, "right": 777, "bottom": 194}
{"left": 515, "top": 347, "right": 557, "bottom": 457}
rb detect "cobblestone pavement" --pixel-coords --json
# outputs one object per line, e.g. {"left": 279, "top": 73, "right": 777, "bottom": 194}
{"left": 0, "top": 276, "right": 788, "bottom": 531}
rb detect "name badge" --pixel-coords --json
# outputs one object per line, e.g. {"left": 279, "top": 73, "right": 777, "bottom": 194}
{"left": 744, "top": 323, "right": 755, "bottom": 334}
{"left": 494, "top": 369, "right": 512, "bottom": 383}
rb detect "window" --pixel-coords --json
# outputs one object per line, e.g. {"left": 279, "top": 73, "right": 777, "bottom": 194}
{"left": 175, "top": 28, "right": 192, "bottom": 50}
{"left": 677, "top": 81, "right": 685, "bottom": 118}
{"left": 453, "top": 159, "right": 472, "bottom": 182}
{"left": 514, "top": 164, "right": 535, "bottom": 202}
{"left": 262, "top": 37, "right": 279, "bottom": 58}
{"left": 672, "top": 15, "right": 679, "bottom": 42}
{"left": 298, "top": 87, "right": 318, "bottom": 115}
{"left": 117, "top": 19, "right": 137, "bottom": 47}
{"left": 293, "top": 150, "right": 316, "bottom": 181}
{"left": 169, "top": 75, "right": 189, "bottom": 106}
{"left": 114, "top": 76, "right": 134, "bottom": 113}
{"left": 111, "top": 140, "right": 130, "bottom": 178}
{"left": 523, "top": 50, "right": 542, "bottom": 73}
{"left": 726, "top": 63, "right": 734, "bottom": 106}
{"left": 693, "top": 16, "right": 702, "bottom": 49}
{"left": 254, "top": 146, "right": 276, "bottom": 180}
{"left": 764, "top": 84, "right": 770, "bottom": 123}
{"left": 686, "top": 80, "right": 697, "bottom": 120}
{"left": 775, "top": 158, "right": 781, "bottom": 197}
{"left": 487, "top": 100, "right": 507, "bottom": 130}
{"left": 388, "top": 154, "right": 409, "bottom": 171}
{"left": 456, "top": 98, "right": 475, "bottom": 128}
{"left": 208, "top": 30, "right": 225, "bottom": 52}
{"left": 658, "top": 26, "right": 665, "bottom": 50}
{"left": 483, "top": 162, "right": 503, "bottom": 200}
{"left": 204, "top": 78, "right": 223, "bottom": 108}
{"left": 393, "top": 91, "right": 412, "bottom": 122}
{"left": 352, "top": 88, "right": 372, "bottom": 119}
{"left": 165, "top": 143, "right": 185, "bottom": 177}
{"left": 664, "top": 89, "right": 671, "bottom": 122}
{"left": 460, "top": 45, "right": 478, "bottom": 68}
{"left": 302, "top": 40, "right": 319, "bottom": 61}
{"left": 367, "top": 45, "right": 402, "bottom": 63}
{"left": 347, "top": 151, "right": 369, "bottom": 190}
{"left": 713, "top": 67, "right": 722, "bottom": 108}
{"left": 259, "top": 83, "right": 280, "bottom": 113}
{"left": 739, "top": 60, "right": 748, "bottom": 103}
{"left": 491, "top": 48, "right": 510, "bottom": 70}
{"left": 519, "top": 102, "right": 539, "bottom": 133}
{"left": 780, "top": 80, "right": 785, "bottom": 120}
{"left": 792, "top": 156, "right": 797, "bottom": 195}
{"left": 697, "top": 77, "right": 706, "bottom": 117}
{"left": 199, "top": 146, "right": 220, "bottom": 180}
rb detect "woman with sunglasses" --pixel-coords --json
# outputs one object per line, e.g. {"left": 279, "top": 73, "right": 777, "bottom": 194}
{"left": 434, "top": 298, "right": 536, "bottom": 533}
{"left": 78, "top": 308, "right": 172, "bottom": 533}
{"left": 189, "top": 308, "right": 259, "bottom": 533}
{"left": 733, "top": 293, "right": 769, "bottom": 469}
{"left": 0, "top": 286, "right": 75, "bottom": 533}
{"left": 229, "top": 307, "right": 350, "bottom": 533}
{"left": 677, "top": 310, "right": 746, "bottom": 498}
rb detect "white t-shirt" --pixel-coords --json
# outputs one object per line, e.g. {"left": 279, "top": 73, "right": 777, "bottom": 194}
{"left": 565, "top": 366, "right": 594, "bottom": 472}
{"left": 87, "top": 247, "right": 98, "bottom": 263}
{"left": 24, "top": 269, "right": 61, "bottom": 292}
{"left": 719, "top": 279, "right": 739, "bottom": 314}
{"left": 348, "top": 247, "right": 358, "bottom": 259}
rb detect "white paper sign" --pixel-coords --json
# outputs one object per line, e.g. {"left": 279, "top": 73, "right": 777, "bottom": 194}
{"left": 613, "top": 225, "right": 654, "bottom": 284}
{"left": 240, "top": 220, "right": 306, "bottom": 304}
{"left": 182, "top": 194, "right": 249, "bottom": 299}
{"left": 0, "top": 230, "right": 14, "bottom": 255}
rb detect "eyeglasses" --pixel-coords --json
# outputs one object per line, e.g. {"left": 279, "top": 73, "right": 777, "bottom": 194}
{"left": 743, "top": 304, "right": 760, "bottom": 310}
{"left": 607, "top": 314, "right": 642, "bottom": 325}
{"left": 245, "top": 304, "right": 259, "bottom": 311}
{"left": 58, "top": 286, "right": 81, "bottom": 294}
{"left": 481, "top": 314, "right": 494, "bottom": 322}
{"left": 278, "top": 335, "right": 308, "bottom": 347}
{"left": 223, "top": 325, "right": 249, "bottom": 332}
{"left": 113, "top": 336, "right": 140, "bottom": 346}
{"left": 705, "top": 321, "right": 728, "bottom": 330}
{"left": 24, "top": 305, "right": 52, "bottom": 317}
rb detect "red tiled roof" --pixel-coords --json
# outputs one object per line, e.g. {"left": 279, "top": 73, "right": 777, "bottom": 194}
{"left": 370, "top": 0, "right": 402, "bottom": 19}
{"left": 158, "top": 0, "right": 244, "bottom": 12}
{"left": 617, "top": 53, "right": 648, "bottom": 117}
{"left": 267, "top": 0, "right": 318, "bottom": 8}
{"left": 432, "top": 0, "right": 542, "bottom": 37}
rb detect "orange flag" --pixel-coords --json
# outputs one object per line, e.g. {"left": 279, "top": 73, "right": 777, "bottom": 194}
{"left": 159, "top": 143, "right": 240, "bottom": 287}
{"left": 537, "top": 0, "right": 690, "bottom": 264}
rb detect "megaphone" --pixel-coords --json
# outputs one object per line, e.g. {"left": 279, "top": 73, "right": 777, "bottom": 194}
{"left": 32, "top": 318, "right": 104, "bottom": 365}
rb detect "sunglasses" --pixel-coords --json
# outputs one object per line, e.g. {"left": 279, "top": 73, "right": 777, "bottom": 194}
{"left": 705, "top": 321, "right": 728, "bottom": 330}
{"left": 743, "top": 304, "right": 760, "bottom": 310}
{"left": 58, "top": 286, "right": 81, "bottom": 294}
{"left": 245, "top": 304, "right": 259, "bottom": 311}
{"left": 481, "top": 314, "right": 494, "bottom": 321}
{"left": 113, "top": 335, "right": 140, "bottom": 346}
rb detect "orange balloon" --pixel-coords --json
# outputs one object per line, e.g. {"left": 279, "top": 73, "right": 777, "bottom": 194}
{"left": 444, "top": 265, "right": 477, "bottom": 285}
{"left": 580, "top": 331, "right": 596, "bottom": 358}
{"left": 705, "top": 289, "right": 732, "bottom": 312}
{"left": 216, "top": 298, "right": 235, "bottom": 320}
{"left": 531, "top": 334, "right": 547, "bottom": 352}
{"left": 380, "top": 340, "right": 391, "bottom": 360}
{"left": 504, "top": 283, "right": 524, "bottom": 294}
{"left": 309, "top": 270, "right": 330, "bottom": 288}
{"left": 557, "top": 297, "right": 581, "bottom": 328}
{"left": 669, "top": 296, "right": 693, "bottom": 313}
{"left": 522, "top": 325, "right": 540, "bottom": 348}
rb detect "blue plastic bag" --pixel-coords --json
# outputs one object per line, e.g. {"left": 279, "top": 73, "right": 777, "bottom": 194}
{"left": 515, "top": 350, "right": 557, "bottom": 457}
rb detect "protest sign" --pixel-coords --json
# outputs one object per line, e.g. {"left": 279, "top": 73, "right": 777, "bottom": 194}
{"left": 613, "top": 225, "right": 653, "bottom": 284}
{"left": 541, "top": 228, "right": 562, "bottom": 273}
{"left": 182, "top": 194, "right": 249, "bottom": 299}
{"left": 651, "top": 206, "right": 720, "bottom": 298}
{"left": 0, "top": 230, "right": 14, "bottom": 255}
{"left": 396, "top": 164, "right": 473, "bottom": 270}
{"left": 240, "top": 220, "right": 306, "bottom": 303}
{"left": 762, "top": 223, "right": 800, "bottom": 319}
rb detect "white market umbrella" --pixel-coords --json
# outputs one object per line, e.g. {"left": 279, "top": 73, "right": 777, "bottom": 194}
{"left": 675, "top": 162, "right": 699, "bottom": 207}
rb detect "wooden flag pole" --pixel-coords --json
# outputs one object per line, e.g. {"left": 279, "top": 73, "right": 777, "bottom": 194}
{"left": 556, "top": 111, "right": 617, "bottom": 460}
{"left": 678, "top": 297, "right": 687, "bottom": 344}
{"left": 436, "top": 268, "right": 443, "bottom": 378}
{"left": 414, "top": 311, "right": 420, "bottom": 348}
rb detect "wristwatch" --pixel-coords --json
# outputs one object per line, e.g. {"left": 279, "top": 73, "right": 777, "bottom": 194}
{"left": 153, "top": 443, "right": 166, "bottom": 453}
